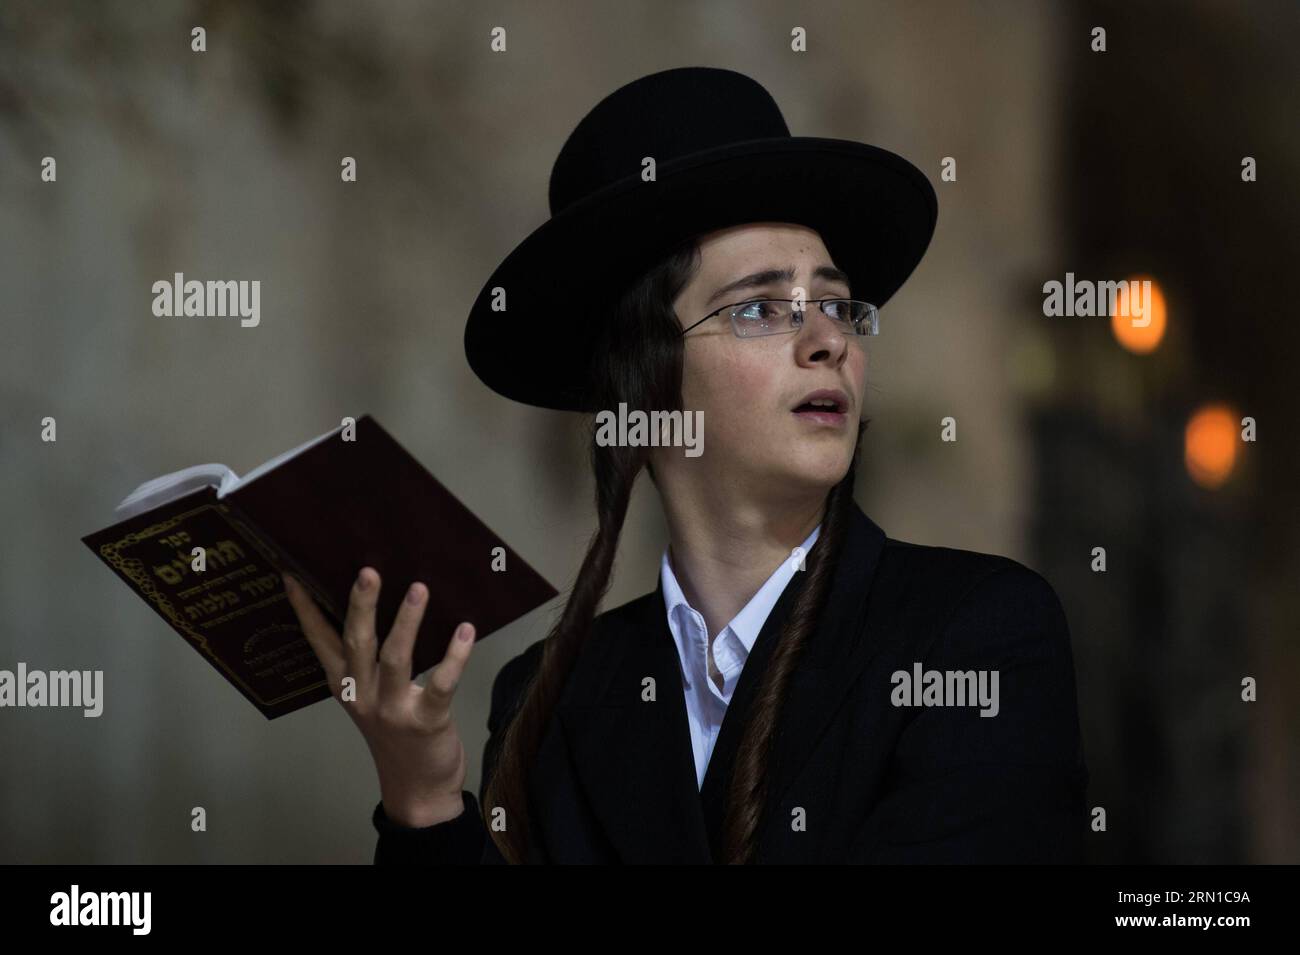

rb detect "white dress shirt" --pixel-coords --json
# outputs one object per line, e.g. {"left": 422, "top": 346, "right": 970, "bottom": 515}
{"left": 659, "top": 522, "right": 822, "bottom": 789}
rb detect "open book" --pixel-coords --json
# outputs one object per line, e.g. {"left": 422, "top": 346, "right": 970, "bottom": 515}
{"left": 82, "top": 415, "right": 558, "bottom": 718}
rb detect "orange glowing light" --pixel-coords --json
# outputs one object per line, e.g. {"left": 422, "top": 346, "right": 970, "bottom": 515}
{"left": 1184, "top": 403, "right": 1239, "bottom": 489}
{"left": 1111, "top": 275, "right": 1166, "bottom": 353}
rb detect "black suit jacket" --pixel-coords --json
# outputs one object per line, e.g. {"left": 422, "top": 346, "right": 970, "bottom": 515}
{"left": 371, "top": 504, "right": 1089, "bottom": 863}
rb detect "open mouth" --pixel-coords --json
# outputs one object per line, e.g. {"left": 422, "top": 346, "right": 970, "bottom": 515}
{"left": 792, "top": 400, "right": 843, "bottom": 413}
{"left": 791, "top": 390, "right": 849, "bottom": 426}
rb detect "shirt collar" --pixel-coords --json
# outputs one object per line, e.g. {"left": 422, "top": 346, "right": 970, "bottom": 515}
{"left": 660, "top": 522, "right": 822, "bottom": 677}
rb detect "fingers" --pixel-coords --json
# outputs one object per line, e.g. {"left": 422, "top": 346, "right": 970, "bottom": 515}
{"left": 420, "top": 622, "right": 476, "bottom": 717}
{"left": 285, "top": 569, "right": 464, "bottom": 722}
{"left": 341, "top": 567, "right": 381, "bottom": 701}
{"left": 377, "top": 581, "right": 429, "bottom": 702}
{"left": 282, "top": 573, "right": 346, "bottom": 692}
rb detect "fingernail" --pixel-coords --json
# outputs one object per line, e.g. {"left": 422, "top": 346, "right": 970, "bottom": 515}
{"left": 356, "top": 569, "right": 371, "bottom": 590}
{"left": 458, "top": 624, "right": 473, "bottom": 641}
{"left": 282, "top": 574, "right": 296, "bottom": 593}
{"left": 405, "top": 583, "right": 424, "bottom": 605}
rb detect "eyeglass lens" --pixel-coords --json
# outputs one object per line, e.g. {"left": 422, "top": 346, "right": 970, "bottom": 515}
{"left": 730, "top": 299, "right": 875, "bottom": 337}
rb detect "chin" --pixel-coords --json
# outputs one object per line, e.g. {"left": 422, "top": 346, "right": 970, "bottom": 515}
{"left": 772, "top": 452, "right": 851, "bottom": 493}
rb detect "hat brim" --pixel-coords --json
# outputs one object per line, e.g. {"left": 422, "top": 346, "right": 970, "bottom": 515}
{"left": 465, "top": 136, "right": 937, "bottom": 412}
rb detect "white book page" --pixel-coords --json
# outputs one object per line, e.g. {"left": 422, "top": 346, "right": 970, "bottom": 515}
{"left": 111, "top": 421, "right": 344, "bottom": 521}
{"left": 113, "top": 463, "right": 240, "bottom": 520}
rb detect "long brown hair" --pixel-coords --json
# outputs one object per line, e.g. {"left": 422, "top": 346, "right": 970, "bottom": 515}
{"left": 482, "top": 235, "right": 870, "bottom": 863}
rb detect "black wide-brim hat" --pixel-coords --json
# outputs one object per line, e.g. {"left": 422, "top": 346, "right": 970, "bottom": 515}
{"left": 464, "top": 66, "right": 937, "bottom": 413}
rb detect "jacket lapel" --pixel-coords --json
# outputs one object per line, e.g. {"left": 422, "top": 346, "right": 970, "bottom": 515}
{"left": 557, "top": 503, "right": 889, "bottom": 863}
{"left": 754, "top": 505, "right": 890, "bottom": 849}
{"left": 697, "top": 553, "right": 812, "bottom": 859}
{"left": 699, "top": 504, "right": 888, "bottom": 859}
{"left": 556, "top": 589, "right": 713, "bottom": 863}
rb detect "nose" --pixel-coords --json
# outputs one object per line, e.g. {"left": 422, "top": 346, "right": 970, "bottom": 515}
{"left": 792, "top": 306, "right": 850, "bottom": 367}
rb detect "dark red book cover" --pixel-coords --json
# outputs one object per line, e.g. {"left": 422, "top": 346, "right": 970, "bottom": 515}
{"left": 81, "top": 415, "right": 559, "bottom": 719}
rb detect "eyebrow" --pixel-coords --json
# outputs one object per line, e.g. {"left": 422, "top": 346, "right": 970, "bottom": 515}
{"left": 704, "top": 265, "right": 852, "bottom": 308}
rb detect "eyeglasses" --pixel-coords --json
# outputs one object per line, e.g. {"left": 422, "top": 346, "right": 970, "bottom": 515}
{"left": 680, "top": 298, "right": 880, "bottom": 339}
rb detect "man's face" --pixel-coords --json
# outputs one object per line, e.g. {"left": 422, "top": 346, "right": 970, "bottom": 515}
{"left": 664, "top": 221, "right": 868, "bottom": 501}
